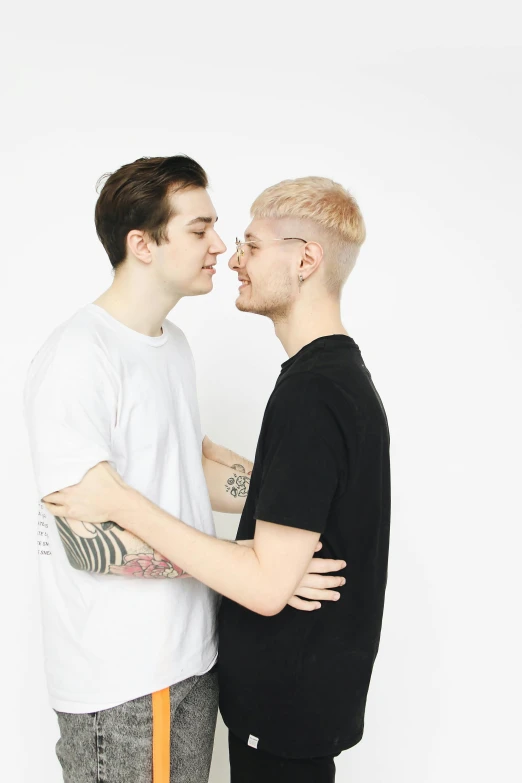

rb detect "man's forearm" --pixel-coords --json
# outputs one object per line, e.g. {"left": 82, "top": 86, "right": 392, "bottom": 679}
{"left": 114, "top": 488, "right": 287, "bottom": 615}
{"left": 203, "top": 437, "right": 254, "bottom": 476}
{"left": 43, "top": 463, "right": 347, "bottom": 614}
{"left": 202, "top": 457, "right": 251, "bottom": 514}
{"left": 54, "top": 516, "right": 188, "bottom": 578}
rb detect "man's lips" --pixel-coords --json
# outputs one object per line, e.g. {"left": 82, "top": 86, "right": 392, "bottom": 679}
{"left": 238, "top": 278, "right": 251, "bottom": 290}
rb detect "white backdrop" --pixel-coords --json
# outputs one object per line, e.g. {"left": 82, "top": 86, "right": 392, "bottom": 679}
{"left": 2, "top": 2, "right": 521, "bottom": 781}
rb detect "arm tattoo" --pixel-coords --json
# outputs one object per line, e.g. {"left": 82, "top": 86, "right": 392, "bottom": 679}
{"left": 231, "top": 463, "right": 246, "bottom": 473}
{"left": 225, "top": 473, "right": 250, "bottom": 499}
{"left": 54, "top": 516, "right": 187, "bottom": 578}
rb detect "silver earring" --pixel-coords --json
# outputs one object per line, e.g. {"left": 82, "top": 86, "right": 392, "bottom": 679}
{"left": 299, "top": 274, "right": 304, "bottom": 283}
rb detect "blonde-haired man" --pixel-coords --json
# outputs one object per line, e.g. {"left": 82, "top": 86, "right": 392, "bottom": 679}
{"left": 44, "top": 176, "right": 391, "bottom": 783}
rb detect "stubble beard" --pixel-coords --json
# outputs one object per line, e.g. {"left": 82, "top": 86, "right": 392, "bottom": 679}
{"left": 235, "top": 276, "right": 294, "bottom": 320}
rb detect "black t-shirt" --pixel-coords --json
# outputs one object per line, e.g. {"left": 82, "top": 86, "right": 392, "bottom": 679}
{"left": 218, "top": 335, "right": 391, "bottom": 759}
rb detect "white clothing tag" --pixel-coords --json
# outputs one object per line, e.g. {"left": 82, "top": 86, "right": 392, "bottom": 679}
{"left": 248, "top": 735, "right": 259, "bottom": 749}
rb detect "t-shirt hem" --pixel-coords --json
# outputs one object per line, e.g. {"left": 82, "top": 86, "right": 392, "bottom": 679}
{"left": 253, "top": 507, "right": 325, "bottom": 535}
{"left": 50, "top": 650, "right": 218, "bottom": 714}
{"left": 224, "top": 717, "right": 364, "bottom": 759}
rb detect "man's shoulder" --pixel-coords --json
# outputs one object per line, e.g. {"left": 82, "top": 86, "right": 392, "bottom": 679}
{"left": 25, "top": 308, "right": 116, "bottom": 388}
{"left": 266, "top": 370, "right": 359, "bottom": 446}
{"left": 162, "top": 320, "right": 196, "bottom": 366}
{"left": 272, "top": 370, "right": 342, "bottom": 408}
{"left": 163, "top": 318, "right": 186, "bottom": 340}
{"left": 163, "top": 319, "right": 192, "bottom": 350}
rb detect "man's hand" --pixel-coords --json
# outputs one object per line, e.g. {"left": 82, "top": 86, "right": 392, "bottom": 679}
{"left": 43, "top": 463, "right": 189, "bottom": 579}
{"left": 289, "top": 542, "right": 346, "bottom": 611}
{"left": 237, "top": 540, "right": 346, "bottom": 611}
{"left": 43, "top": 462, "right": 130, "bottom": 523}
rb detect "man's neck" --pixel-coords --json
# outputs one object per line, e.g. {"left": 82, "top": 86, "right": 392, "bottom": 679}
{"left": 273, "top": 295, "right": 348, "bottom": 359}
{"left": 94, "top": 269, "right": 181, "bottom": 338}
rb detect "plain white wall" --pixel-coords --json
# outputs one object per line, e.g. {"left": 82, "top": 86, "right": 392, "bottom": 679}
{"left": 2, "top": 2, "right": 521, "bottom": 780}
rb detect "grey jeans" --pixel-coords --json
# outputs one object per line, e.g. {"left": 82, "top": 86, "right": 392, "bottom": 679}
{"left": 55, "top": 667, "right": 219, "bottom": 783}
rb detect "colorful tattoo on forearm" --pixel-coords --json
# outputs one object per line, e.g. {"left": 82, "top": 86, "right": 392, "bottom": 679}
{"left": 54, "top": 516, "right": 187, "bottom": 578}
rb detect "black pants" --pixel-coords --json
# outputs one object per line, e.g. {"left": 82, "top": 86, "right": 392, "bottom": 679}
{"left": 228, "top": 731, "right": 337, "bottom": 783}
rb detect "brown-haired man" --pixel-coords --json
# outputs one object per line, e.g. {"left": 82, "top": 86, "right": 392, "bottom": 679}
{"left": 25, "top": 157, "right": 345, "bottom": 783}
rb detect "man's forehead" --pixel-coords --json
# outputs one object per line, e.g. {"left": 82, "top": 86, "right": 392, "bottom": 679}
{"left": 169, "top": 187, "right": 217, "bottom": 221}
{"left": 244, "top": 218, "right": 279, "bottom": 239}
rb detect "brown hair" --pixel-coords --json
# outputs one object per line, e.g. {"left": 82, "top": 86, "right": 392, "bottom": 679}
{"left": 95, "top": 155, "right": 208, "bottom": 269}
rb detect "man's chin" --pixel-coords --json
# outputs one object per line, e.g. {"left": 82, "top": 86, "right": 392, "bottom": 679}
{"left": 235, "top": 295, "right": 269, "bottom": 316}
{"left": 235, "top": 295, "right": 257, "bottom": 314}
{"left": 186, "top": 278, "right": 214, "bottom": 297}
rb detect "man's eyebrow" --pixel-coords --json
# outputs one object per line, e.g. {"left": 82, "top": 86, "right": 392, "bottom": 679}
{"left": 244, "top": 232, "right": 259, "bottom": 240}
{"left": 186, "top": 216, "right": 218, "bottom": 226}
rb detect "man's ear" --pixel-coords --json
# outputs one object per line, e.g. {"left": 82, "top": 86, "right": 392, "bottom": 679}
{"left": 299, "top": 241, "right": 323, "bottom": 282}
{"left": 126, "top": 230, "right": 153, "bottom": 265}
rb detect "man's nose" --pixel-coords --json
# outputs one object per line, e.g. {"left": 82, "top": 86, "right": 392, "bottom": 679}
{"left": 211, "top": 233, "right": 227, "bottom": 255}
{"left": 228, "top": 250, "right": 241, "bottom": 270}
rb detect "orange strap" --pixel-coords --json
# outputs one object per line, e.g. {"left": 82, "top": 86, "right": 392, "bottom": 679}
{"left": 152, "top": 688, "right": 170, "bottom": 783}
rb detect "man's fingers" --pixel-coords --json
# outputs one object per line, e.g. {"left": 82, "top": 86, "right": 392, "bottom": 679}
{"left": 43, "top": 501, "right": 64, "bottom": 516}
{"left": 287, "top": 596, "right": 321, "bottom": 612}
{"left": 300, "top": 574, "right": 346, "bottom": 590}
{"left": 294, "top": 587, "right": 341, "bottom": 602}
{"left": 43, "top": 491, "right": 71, "bottom": 516}
{"left": 43, "top": 491, "right": 61, "bottom": 504}
{"left": 307, "top": 558, "right": 346, "bottom": 574}
{"left": 314, "top": 542, "right": 323, "bottom": 552}
{"left": 202, "top": 436, "right": 217, "bottom": 460}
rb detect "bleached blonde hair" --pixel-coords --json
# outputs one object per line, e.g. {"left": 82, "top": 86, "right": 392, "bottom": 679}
{"left": 251, "top": 176, "right": 366, "bottom": 294}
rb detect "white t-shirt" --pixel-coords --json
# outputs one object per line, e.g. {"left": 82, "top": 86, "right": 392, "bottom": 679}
{"left": 24, "top": 304, "right": 218, "bottom": 713}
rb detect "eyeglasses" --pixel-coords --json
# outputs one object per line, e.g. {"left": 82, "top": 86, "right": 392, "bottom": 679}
{"left": 235, "top": 236, "right": 307, "bottom": 263}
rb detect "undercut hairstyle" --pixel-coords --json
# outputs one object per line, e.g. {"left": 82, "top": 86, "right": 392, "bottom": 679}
{"left": 251, "top": 176, "right": 366, "bottom": 294}
{"left": 95, "top": 155, "right": 208, "bottom": 270}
